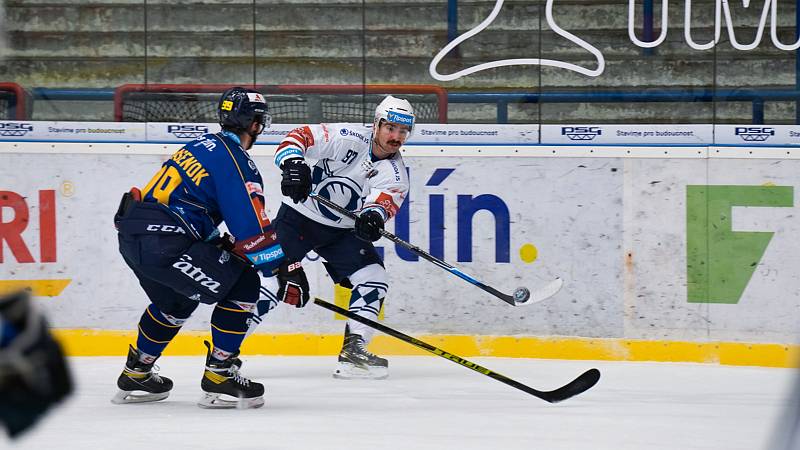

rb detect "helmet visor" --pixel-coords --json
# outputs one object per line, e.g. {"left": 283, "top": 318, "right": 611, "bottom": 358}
{"left": 254, "top": 112, "right": 272, "bottom": 134}
{"left": 380, "top": 121, "right": 411, "bottom": 139}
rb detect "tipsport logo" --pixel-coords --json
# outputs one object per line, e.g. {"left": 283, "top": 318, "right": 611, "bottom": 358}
{"left": 561, "top": 126, "right": 602, "bottom": 141}
{"left": 387, "top": 111, "right": 414, "bottom": 127}
{"left": 734, "top": 127, "right": 774, "bottom": 142}
{"left": 167, "top": 124, "right": 208, "bottom": 139}
{"left": 0, "top": 122, "right": 33, "bottom": 137}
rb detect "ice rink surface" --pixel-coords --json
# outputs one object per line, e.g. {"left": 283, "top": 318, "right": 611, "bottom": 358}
{"left": 3, "top": 356, "right": 796, "bottom": 450}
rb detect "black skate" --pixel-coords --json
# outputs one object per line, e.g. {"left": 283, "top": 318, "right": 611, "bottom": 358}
{"left": 333, "top": 330, "right": 388, "bottom": 380}
{"left": 198, "top": 341, "right": 264, "bottom": 409}
{"left": 229, "top": 350, "right": 242, "bottom": 371}
{"left": 111, "top": 345, "right": 172, "bottom": 404}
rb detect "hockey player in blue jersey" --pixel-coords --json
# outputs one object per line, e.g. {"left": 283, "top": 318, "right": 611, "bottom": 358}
{"left": 112, "top": 87, "right": 309, "bottom": 409}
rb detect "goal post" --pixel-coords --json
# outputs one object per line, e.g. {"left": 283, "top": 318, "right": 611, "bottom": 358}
{"left": 114, "top": 84, "right": 448, "bottom": 123}
{"left": 0, "top": 83, "right": 29, "bottom": 120}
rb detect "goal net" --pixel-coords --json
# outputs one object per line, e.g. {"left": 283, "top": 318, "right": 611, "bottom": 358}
{"left": 114, "top": 84, "right": 447, "bottom": 123}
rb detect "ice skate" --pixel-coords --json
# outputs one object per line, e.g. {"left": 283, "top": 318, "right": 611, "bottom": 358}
{"left": 333, "top": 330, "right": 388, "bottom": 380}
{"left": 198, "top": 341, "right": 264, "bottom": 409}
{"left": 229, "top": 350, "right": 242, "bottom": 371}
{"left": 111, "top": 345, "right": 172, "bottom": 404}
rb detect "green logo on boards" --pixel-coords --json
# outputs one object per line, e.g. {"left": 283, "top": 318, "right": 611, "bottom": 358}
{"left": 686, "top": 185, "right": 793, "bottom": 304}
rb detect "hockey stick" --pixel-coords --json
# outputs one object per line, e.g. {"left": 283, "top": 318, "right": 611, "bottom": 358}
{"left": 309, "top": 192, "right": 563, "bottom": 307}
{"left": 315, "top": 297, "right": 599, "bottom": 403}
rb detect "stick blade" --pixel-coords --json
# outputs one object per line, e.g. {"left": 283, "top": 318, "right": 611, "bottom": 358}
{"left": 515, "top": 277, "right": 564, "bottom": 306}
{"left": 537, "top": 368, "right": 601, "bottom": 403}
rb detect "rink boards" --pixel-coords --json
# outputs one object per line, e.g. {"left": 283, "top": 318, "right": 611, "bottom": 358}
{"left": 1, "top": 128, "right": 800, "bottom": 367}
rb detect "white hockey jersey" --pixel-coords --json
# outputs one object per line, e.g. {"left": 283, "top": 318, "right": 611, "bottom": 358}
{"left": 274, "top": 123, "right": 409, "bottom": 228}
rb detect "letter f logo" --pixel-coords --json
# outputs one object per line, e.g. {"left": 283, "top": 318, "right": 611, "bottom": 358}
{"left": 686, "top": 185, "right": 793, "bottom": 304}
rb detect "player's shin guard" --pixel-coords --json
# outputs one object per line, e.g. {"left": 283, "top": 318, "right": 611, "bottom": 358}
{"left": 244, "top": 273, "right": 281, "bottom": 339}
{"left": 210, "top": 300, "right": 254, "bottom": 358}
{"left": 234, "top": 274, "right": 282, "bottom": 371}
{"left": 203, "top": 300, "right": 257, "bottom": 391}
{"left": 334, "top": 264, "right": 389, "bottom": 380}
{"left": 135, "top": 304, "right": 191, "bottom": 358}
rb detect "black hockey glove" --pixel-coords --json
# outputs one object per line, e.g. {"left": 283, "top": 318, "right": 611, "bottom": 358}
{"left": 354, "top": 209, "right": 385, "bottom": 242}
{"left": 277, "top": 260, "right": 310, "bottom": 308}
{"left": 280, "top": 159, "right": 312, "bottom": 204}
{"left": 212, "top": 232, "right": 236, "bottom": 252}
{"left": 0, "top": 289, "right": 73, "bottom": 438}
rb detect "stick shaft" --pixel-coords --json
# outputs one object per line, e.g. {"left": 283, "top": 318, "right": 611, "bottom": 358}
{"left": 310, "top": 192, "right": 516, "bottom": 305}
{"left": 314, "top": 297, "right": 555, "bottom": 400}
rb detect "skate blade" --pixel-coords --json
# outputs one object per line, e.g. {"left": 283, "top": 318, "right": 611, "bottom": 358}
{"left": 197, "top": 392, "right": 264, "bottom": 409}
{"left": 333, "top": 362, "right": 388, "bottom": 380}
{"left": 111, "top": 390, "right": 169, "bottom": 404}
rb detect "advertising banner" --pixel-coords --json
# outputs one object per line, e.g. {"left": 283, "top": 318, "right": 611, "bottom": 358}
{"left": 713, "top": 125, "right": 800, "bottom": 146}
{"left": 0, "top": 121, "right": 145, "bottom": 142}
{"left": 5, "top": 122, "right": 800, "bottom": 147}
{"left": 624, "top": 158, "right": 800, "bottom": 342}
{"left": 0, "top": 149, "right": 619, "bottom": 336}
{"left": 1, "top": 140, "right": 799, "bottom": 345}
{"left": 540, "top": 124, "right": 712, "bottom": 145}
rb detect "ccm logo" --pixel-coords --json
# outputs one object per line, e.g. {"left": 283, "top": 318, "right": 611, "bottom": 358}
{"left": 146, "top": 224, "right": 186, "bottom": 234}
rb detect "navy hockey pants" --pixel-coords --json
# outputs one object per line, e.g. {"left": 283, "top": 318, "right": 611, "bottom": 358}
{"left": 272, "top": 204, "right": 383, "bottom": 285}
{"left": 115, "top": 198, "right": 258, "bottom": 316}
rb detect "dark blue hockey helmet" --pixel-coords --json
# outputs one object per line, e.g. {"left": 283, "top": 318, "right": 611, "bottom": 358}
{"left": 218, "top": 87, "right": 271, "bottom": 132}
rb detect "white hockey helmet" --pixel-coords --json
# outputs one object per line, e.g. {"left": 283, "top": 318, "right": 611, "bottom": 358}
{"left": 374, "top": 95, "right": 415, "bottom": 137}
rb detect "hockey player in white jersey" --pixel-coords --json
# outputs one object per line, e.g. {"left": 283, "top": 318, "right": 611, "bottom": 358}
{"left": 271, "top": 95, "right": 414, "bottom": 379}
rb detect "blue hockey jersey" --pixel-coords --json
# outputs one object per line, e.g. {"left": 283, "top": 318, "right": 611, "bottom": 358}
{"left": 140, "top": 131, "right": 280, "bottom": 269}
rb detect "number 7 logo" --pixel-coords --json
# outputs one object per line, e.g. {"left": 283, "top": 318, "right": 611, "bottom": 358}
{"left": 686, "top": 185, "right": 794, "bottom": 304}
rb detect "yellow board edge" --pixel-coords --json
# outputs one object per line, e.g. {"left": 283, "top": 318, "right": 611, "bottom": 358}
{"left": 0, "top": 279, "right": 71, "bottom": 297}
{"left": 51, "top": 330, "right": 800, "bottom": 368}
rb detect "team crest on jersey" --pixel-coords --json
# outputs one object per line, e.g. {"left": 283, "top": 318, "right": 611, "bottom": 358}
{"left": 247, "top": 159, "right": 258, "bottom": 174}
{"left": 315, "top": 178, "right": 362, "bottom": 222}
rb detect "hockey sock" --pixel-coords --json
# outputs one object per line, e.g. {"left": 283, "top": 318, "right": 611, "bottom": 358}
{"left": 136, "top": 304, "right": 189, "bottom": 358}
{"left": 210, "top": 300, "right": 255, "bottom": 355}
{"left": 244, "top": 272, "right": 281, "bottom": 338}
{"left": 346, "top": 264, "right": 388, "bottom": 343}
